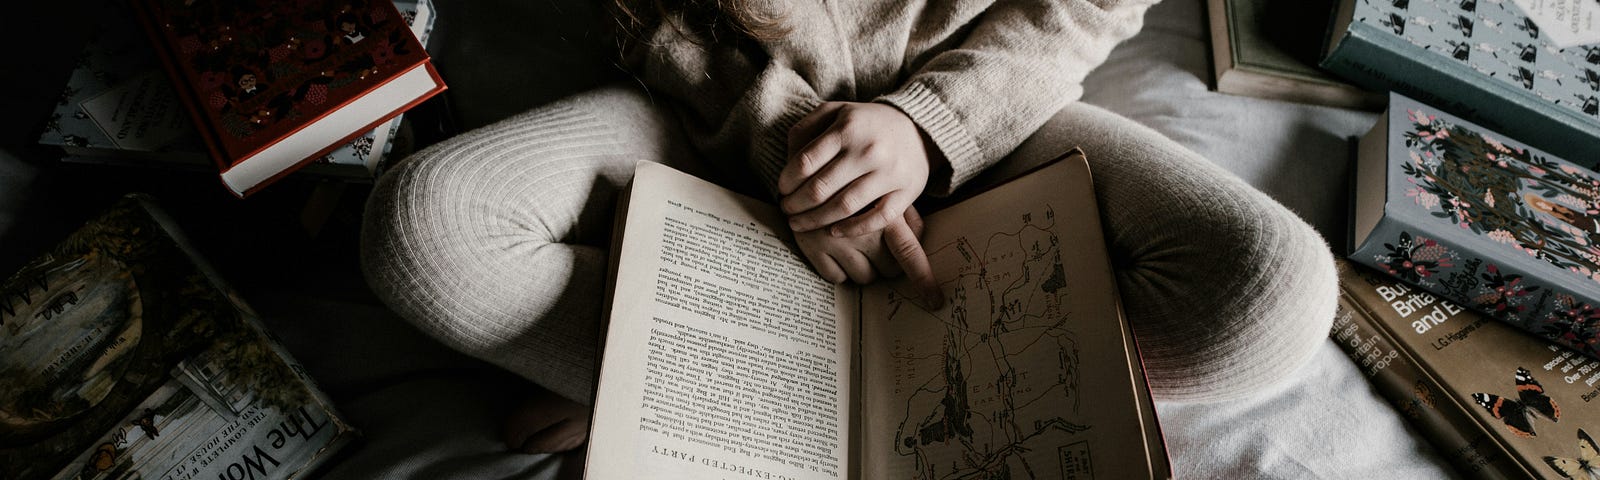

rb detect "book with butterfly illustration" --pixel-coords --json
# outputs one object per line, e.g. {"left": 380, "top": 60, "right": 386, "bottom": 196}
{"left": 0, "top": 195, "right": 354, "bottom": 480}
{"left": 1350, "top": 92, "right": 1600, "bottom": 364}
{"left": 1334, "top": 258, "right": 1600, "bottom": 479}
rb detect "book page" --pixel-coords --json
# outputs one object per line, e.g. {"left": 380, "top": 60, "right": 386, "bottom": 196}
{"left": 587, "top": 162, "right": 858, "bottom": 480}
{"left": 858, "top": 156, "right": 1161, "bottom": 479}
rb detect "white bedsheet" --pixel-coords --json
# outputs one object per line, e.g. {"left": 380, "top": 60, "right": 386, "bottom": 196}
{"left": 1085, "top": 1, "right": 1455, "bottom": 477}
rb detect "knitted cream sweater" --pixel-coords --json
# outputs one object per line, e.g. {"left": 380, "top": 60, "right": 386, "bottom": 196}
{"left": 626, "top": 0, "right": 1162, "bottom": 197}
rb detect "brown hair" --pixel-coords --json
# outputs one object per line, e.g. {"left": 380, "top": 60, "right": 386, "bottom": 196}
{"left": 610, "top": 0, "right": 790, "bottom": 45}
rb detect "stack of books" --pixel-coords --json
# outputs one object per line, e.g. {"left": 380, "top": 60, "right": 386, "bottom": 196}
{"left": 38, "top": 0, "right": 444, "bottom": 197}
{"left": 1325, "top": 0, "right": 1600, "bottom": 476}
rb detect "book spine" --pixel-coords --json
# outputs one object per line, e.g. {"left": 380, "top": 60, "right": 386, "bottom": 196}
{"left": 1331, "top": 290, "right": 1523, "bottom": 480}
{"left": 1352, "top": 217, "right": 1600, "bottom": 361}
{"left": 126, "top": 0, "right": 233, "bottom": 173}
{"left": 1321, "top": 24, "right": 1600, "bottom": 169}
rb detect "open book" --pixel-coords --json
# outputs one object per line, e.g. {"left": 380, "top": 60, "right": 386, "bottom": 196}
{"left": 587, "top": 152, "right": 1168, "bottom": 479}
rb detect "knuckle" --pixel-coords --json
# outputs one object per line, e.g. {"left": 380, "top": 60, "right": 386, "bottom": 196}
{"left": 877, "top": 208, "right": 899, "bottom": 226}
{"left": 890, "top": 237, "right": 921, "bottom": 260}
{"left": 858, "top": 142, "right": 880, "bottom": 159}
{"left": 799, "top": 151, "right": 822, "bottom": 170}
{"left": 805, "top": 178, "right": 832, "bottom": 203}
{"left": 836, "top": 113, "right": 859, "bottom": 132}
{"left": 838, "top": 190, "right": 867, "bottom": 214}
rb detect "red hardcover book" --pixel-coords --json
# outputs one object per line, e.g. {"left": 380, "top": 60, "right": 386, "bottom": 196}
{"left": 130, "top": 0, "right": 446, "bottom": 197}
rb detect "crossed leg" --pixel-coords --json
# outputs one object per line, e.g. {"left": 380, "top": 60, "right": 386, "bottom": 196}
{"left": 362, "top": 87, "right": 1339, "bottom": 454}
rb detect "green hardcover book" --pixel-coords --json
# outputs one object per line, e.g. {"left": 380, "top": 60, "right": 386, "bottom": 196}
{"left": 1322, "top": 0, "right": 1600, "bottom": 166}
{"left": 1207, "top": 0, "right": 1383, "bottom": 110}
{"left": 0, "top": 195, "right": 354, "bottom": 480}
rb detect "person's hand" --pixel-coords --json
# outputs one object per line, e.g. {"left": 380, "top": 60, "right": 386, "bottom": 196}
{"left": 793, "top": 206, "right": 944, "bottom": 308}
{"left": 779, "top": 101, "right": 935, "bottom": 238}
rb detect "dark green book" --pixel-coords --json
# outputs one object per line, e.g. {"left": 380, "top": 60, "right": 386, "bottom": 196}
{"left": 1207, "top": 0, "right": 1383, "bottom": 110}
{"left": 1323, "top": 0, "right": 1600, "bottom": 166}
{"left": 0, "top": 195, "right": 354, "bottom": 480}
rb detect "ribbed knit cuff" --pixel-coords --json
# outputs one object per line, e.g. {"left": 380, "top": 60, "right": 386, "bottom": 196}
{"left": 748, "top": 97, "right": 825, "bottom": 199}
{"left": 876, "top": 81, "right": 985, "bottom": 197}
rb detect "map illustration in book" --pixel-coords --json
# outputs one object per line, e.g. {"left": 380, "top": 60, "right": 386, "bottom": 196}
{"left": 0, "top": 195, "right": 353, "bottom": 480}
{"left": 586, "top": 154, "right": 1168, "bottom": 479}
{"left": 1351, "top": 92, "right": 1600, "bottom": 360}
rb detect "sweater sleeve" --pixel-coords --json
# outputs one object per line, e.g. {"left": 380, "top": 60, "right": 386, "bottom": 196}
{"left": 628, "top": 28, "right": 826, "bottom": 199}
{"left": 876, "top": 0, "right": 1158, "bottom": 196}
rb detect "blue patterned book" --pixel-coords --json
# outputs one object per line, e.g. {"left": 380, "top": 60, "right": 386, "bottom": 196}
{"left": 1323, "top": 0, "right": 1600, "bottom": 166}
{"left": 1352, "top": 92, "right": 1600, "bottom": 361}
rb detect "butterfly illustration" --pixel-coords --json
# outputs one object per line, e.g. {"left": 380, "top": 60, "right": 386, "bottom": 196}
{"left": 1471, "top": 367, "right": 1560, "bottom": 438}
{"left": 1543, "top": 429, "right": 1600, "bottom": 479}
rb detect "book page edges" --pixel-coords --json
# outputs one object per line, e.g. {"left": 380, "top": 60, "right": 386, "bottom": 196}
{"left": 1324, "top": 0, "right": 1356, "bottom": 58}
{"left": 1352, "top": 109, "right": 1390, "bottom": 254}
{"left": 1080, "top": 152, "right": 1172, "bottom": 478}
{"left": 220, "top": 62, "right": 445, "bottom": 197}
{"left": 584, "top": 167, "right": 636, "bottom": 471}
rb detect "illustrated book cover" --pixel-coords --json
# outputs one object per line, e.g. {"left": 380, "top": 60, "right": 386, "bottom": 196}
{"left": 1321, "top": 0, "right": 1600, "bottom": 165}
{"left": 1335, "top": 259, "right": 1600, "bottom": 479}
{"left": 1350, "top": 91, "right": 1600, "bottom": 363}
{"left": 585, "top": 154, "right": 1169, "bottom": 479}
{"left": 1207, "top": 0, "right": 1383, "bottom": 109}
{"left": 40, "top": 0, "right": 436, "bottom": 181}
{"left": 38, "top": 0, "right": 436, "bottom": 182}
{"left": 130, "top": 0, "right": 446, "bottom": 197}
{"left": 0, "top": 195, "right": 355, "bottom": 480}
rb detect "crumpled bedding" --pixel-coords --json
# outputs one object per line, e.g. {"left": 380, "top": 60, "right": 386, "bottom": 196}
{"left": 0, "top": 0, "right": 1460, "bottom": 478}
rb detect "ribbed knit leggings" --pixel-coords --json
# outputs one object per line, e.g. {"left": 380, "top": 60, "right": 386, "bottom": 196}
{"left": 360, "top": 84, "right": 1338, "bottom": 404}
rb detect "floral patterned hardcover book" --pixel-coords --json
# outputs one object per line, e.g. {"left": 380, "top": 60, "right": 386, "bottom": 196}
{"left": 129, "top": 0, "right": 445, "bottom": 197}
{"left": 38, "top": 0, "right": 435, "bottom": 181}
{"left": 0, "top": 195, "right": 354, "bottom": 480}
{"left": 1351, "top": 92, "right": 1600, "bottom": 362}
